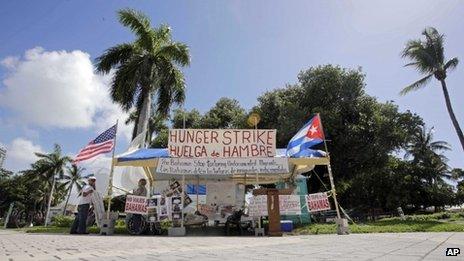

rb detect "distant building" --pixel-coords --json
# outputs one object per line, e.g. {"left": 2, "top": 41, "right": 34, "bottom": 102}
{"left": 0, "top": 146, "right": 6, "bottom": 169}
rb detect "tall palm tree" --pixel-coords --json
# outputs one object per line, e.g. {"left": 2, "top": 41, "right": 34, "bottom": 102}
{"left": 96, "top": 8, "right": 190, "bottom": 143}
{"left": 401, "top": 27, "right": 463, "bottom": 151}
{"left": 34, "top": 144, "right": 71, "bottom": 221}
{"left": 62, "top": 165, "right": 84, "bottom": 215}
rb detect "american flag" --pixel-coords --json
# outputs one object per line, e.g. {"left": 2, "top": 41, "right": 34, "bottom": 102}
{"left": 73, "top": 124, "right": 117, "bottom": 164}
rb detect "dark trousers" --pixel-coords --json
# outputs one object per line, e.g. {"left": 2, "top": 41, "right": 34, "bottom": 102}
{"left": 70, "top": 203, "right": 90, "bottom": 234}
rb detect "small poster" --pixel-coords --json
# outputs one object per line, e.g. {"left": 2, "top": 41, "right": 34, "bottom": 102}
{"left": 306, "top": 192, "right": 331, "bottom": 212}
{"left": 171, "top": 196, "right": 183, "bottom": 222}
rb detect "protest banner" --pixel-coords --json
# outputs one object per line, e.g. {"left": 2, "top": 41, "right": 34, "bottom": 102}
{"left": 168, "top": 129, "right": 276, "bottom": 158}
{"left": 306, "top": 192, "right": 331, "bottom": 212}
{"left": 156, "top": 157, "right": 288, "bottom": 176}
{"left": 248, "top": 195, "right": 301, "bottom": 217}
{"left": 124, "top": 195, "right": 148, "bottom": 214}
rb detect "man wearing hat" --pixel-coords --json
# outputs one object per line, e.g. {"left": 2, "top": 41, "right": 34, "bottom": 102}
{"left": 70, "top": 176, "right": 96, "bottom": 234}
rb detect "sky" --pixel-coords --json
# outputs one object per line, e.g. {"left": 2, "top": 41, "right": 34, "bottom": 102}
{"left": 0, "top": 0, "right": 463, "bottom": 176}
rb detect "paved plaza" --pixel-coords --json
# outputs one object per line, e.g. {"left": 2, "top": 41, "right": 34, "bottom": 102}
{"left": 1, "top": 230, "right": 463, "bottom": 260}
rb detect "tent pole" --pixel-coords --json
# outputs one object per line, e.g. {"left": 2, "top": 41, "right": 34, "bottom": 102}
{"left": 106, "top": 120, "right": 118, "bottom": 220}
{"left": 181, "top": 174, "right": 185, "bottom": 228}
{"left": 196, "top": 175, "right": 199, "bottom": 211}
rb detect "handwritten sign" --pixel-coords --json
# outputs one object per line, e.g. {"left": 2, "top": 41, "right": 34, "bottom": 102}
{"left": 306, "top": 192, "right": 331, "bottom": 212}
{"left": 156, "top": 158, "right": 289, "bottom": 175}
{"left": 125, "top": 195, "right": 148, "bottom": 214}
{"left": 248, "top": 195, "right": 301, "bottom": 217}
{"left": 168, "top": 129, "right": 276, "bottom": 158}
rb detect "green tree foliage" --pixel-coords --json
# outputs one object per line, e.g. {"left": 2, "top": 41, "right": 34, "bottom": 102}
{"left": 252, "top": 65, "right": 454, "bottom": 211}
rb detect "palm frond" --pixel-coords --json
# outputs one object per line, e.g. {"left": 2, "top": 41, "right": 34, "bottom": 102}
{"left": 110, "top": 55, "right": 146, "bottom": 111}
{"left": 400, "top": 73, "right": 433, "bottom": 95}
{"left": 95, "top": 43, "right": 136, "bottom": 73}
{"left": 118, "top": 8, "right": 154, "bottom": 51}
{"left": 430, "top": 140, "right": 451, "bottom": 151}
{"left": 422, "top": 27, "right": 445, "bottom": 65}
{"left": 157, "top": 42, "right": 190, "bottom": 66}
{"left": 444, "top": 57, "right": 459, "bottom": 71}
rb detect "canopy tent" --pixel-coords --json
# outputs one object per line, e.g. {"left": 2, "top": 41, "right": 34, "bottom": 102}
{"left": 113, "top": 148, "right": 330, "bottom": 185}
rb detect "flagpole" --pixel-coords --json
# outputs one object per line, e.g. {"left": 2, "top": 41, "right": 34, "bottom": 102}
{"left": 317, "top": 113, "right": 342, "bottom": 221}
{"left": 106, "top": 120, "right": 118, "bottom": 220}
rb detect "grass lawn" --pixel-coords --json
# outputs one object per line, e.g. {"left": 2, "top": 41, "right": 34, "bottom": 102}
{"left": 19, "top": 225, "right": 128, "bottom": 234}
{"left": 292, "top": 212, "right": 464, "bottom": 235}
{"left": 293, "top": 219, "right": 464, "bottom": 235}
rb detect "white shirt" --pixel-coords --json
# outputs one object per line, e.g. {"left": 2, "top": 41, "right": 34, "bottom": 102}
{"left": 78, "top": 185, "right": 94, "bottom": 205}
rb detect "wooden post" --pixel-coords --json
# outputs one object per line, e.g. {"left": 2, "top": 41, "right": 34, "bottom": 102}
{"left": 253, "top": 188, "right": 293, "bottom": 236}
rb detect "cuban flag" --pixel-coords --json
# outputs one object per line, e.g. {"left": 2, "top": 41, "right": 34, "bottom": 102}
{"left": 287, "top": 114, "right": 326, "bottom": 157}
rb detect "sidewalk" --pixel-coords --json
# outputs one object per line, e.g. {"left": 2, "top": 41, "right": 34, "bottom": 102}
{"left": 1, "top": 230, "right": 463, "bottom": 260}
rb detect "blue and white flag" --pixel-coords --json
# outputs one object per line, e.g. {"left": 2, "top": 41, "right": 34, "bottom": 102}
{"left": 286, "top": 115, "right": 325, "bottom": 157}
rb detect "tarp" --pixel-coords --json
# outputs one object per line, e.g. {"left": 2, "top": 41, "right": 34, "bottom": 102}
{"left": 117, "top": 148, "right": 169, "bottom": 162}
{"left": 116, "top": 148, "right": 326, "bottom": 162}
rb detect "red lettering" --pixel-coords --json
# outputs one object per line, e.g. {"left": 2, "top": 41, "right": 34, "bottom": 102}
{"left": 211, "top": 131, "right": 219, "bottom": 144}
{"left": 223, "top": 131, "right": 232, "bottom": 145}
{"left": 223, "top": 146, "right": 231, "bottom": 157}
{"left": 243, "top": 131, "right": 251, "bottom": 143}
{"left": 267, "top": 131, "right": 274, "bottom": 145}
{"left": 259, "top": 145, "right": 266, "bottom": 156}
{"left": 231, "top": 146, "right": 239, "bottom": 157}
{"left": 251, "top": 144, "right": 259, "bottom": 157}
{"left": 266, "top": 146, "right": 273, "bottom": 156}
{"left": 169, "top": 130, "right": 178, "bottom": 143}
{"left": 257, "top": 130, "right": 266, "bottom": 144}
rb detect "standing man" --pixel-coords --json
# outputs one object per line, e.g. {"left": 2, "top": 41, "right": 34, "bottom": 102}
{"left": 70, "top": 176, "right": 96, "bottom": 234}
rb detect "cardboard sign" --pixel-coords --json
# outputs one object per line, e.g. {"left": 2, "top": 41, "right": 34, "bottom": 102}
{"left": 248, "top": 195, "right": 301, "bottom": 217}
{"left": 125, "top": 195, "right": 148, "bottom": 214}
{"left": 168, "top": 129, "right": 276, "bottom": 158}
{"left": 156, "top": 158, "right": 289, "bottom": 175}
{"left": 306, "top": 192, "right": 331, "bottom": 212}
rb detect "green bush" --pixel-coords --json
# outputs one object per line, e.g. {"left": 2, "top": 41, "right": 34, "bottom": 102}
{"left": 51, "top": 215, "right": 74, "bottom": 227}
{"left": 115, "top": 219, "right": 125, "bottom": 227}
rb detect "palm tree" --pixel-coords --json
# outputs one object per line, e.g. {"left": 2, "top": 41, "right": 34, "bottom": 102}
{"left": 34, "top": 144, "right": 71, "bottom": 224}
{"left": 96, "top": 8, "right": 190, "bottom": 143}
{"left": 401, "top": 27, "right": 463, "bottom": 151}
{"left": 62, "top": 165, "right": 84, "bottom": 215}
{"left": 405, "top": 126, "right": 451, "bottom": 184}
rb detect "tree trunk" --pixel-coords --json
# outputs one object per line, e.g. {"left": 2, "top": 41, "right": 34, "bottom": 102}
{"left": 440, "top": 80, "right": 464, "bottom": 151}
{"left": 135, "top": 94, "right": 151, "bottom": 146}
{"left": 62, "top": 182, "right": 73, "bottom": 215}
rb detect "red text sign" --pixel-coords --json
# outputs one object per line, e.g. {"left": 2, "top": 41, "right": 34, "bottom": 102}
{"left": 124, "top": 195, "right": 148, "bottom": 214}
{"left": 306, "top": 192, "right": 331, "bottom": 212}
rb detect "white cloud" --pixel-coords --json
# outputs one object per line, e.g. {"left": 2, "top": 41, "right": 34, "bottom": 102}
{"left": 0, "top": 47, "right": 133, "bottom": 141}
{"left": 3, "top": 138, "right": 44, "bottom": 171}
